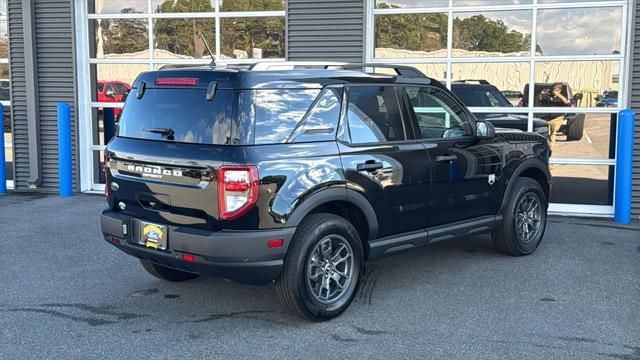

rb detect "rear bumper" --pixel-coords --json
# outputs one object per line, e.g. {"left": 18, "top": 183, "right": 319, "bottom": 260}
{"left": 101, "top": 209, "right": 296, "bottom": 285}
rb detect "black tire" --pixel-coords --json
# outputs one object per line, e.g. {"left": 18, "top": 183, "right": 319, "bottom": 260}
{"left": 492, "top": 178, "right": 548, "bottom": 256}
{"left": 565, "top": 114, "right": 585, "bottom": 141}
{"left": 276, "top": 213, "right": 365, "bottom": 321}
{"left": 139, "top": 259, "right": 199, "bottom": 282}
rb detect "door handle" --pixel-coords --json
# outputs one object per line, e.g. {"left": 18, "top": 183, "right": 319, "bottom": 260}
{"left": 357, "top": 161, "right": 383, "bottom": 172}
{"left": 436, "top": 155, "right": 458, "bottom": 163}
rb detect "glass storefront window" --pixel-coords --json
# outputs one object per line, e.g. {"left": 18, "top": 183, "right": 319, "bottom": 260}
{"left": 550, "top": 164, "right": 614, "bottom": 205}
{"left": 0, "top": 20, "right": 6, "bottom": 58}
{"left": 152, "top": 0, "right": 215, "bottom": 13}
{"left": 3, "top": 129, "right": 11, "bottom": 182}
{"left": 532, "top": 61, "right": 619, "bottom": 108}
{"left": 452, "top": 11, "right": 532, "bottom": 57}
{"left": 375, "top": 13, "right": 448, "bottom": 58}
{"left": 220, "top": 17, "right": 285, "bottom": 59}
{"left": 91, "top": 64, "right": 148, "bottom": 103}
{"left": 375, "top": 0, "right": 449, "bottom": 8}
{"left": 220, "top": 0, "right": 285, "bottom": 11}
{"left": 453, "top": 0, "right": 533, "bottom": 5}
{"left": 535, "top": 112, "right": 616, "bottom": 160}
{"left": 153, "top": 19, "right": 216, "bottom": 59}
{"left": 536, "top": 8, "right": 622, "bottom": 56}
{"left": 87, "top": 1, "right": 148, "bottom": 14}
{"left": 90, "top": 19, "right": 149, "bottom": 59}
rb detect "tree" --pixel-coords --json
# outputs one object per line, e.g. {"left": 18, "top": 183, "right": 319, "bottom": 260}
{"left": 453, "top": 15, "right": 528, "bottom": 54}
{"left": 154, "top": 0, "right": 215, "bottom": 58}
{"left": 99, "top": 8, "right": 148, "bottom": 55}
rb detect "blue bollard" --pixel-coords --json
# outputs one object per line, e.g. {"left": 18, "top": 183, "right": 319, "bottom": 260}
{"left": 0, "top": 103, "right": 6, "bottom": 194}
{"left": 58, "top": 103, "right": 72, "bottom": 197}
{"left": 614, "top": 109, "right": 634, "bottom": 224}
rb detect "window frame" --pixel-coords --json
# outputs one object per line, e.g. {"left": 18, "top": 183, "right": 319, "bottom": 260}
{"left": 400, "top": 84, "right": 478, "bottom": 141}
{"left": 340, "top": 84, "right": 413, "bottom": 146}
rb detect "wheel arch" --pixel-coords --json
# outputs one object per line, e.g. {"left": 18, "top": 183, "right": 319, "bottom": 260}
{"left": 285, "top": 188, "right": 379, "bottom": 259}
{"left": 500, "top": 160, "right": 551, "bottom": 213}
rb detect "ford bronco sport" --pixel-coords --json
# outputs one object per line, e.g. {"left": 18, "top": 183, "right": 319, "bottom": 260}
{"left": 101, "top": 62, "right": 551, "bottom": 321}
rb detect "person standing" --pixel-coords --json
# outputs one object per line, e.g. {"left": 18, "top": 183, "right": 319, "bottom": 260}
{"left": 539, "top": 83, "right": 570, "bottom": 153}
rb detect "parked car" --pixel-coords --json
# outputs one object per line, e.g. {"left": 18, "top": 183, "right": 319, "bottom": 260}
{"left": 451, "top": 80, "right": 548, "bottom": 138}
{"left": 101, "top": 62, "right": 551, "bottom": 321}
{"left": 97, "top": 81, "right": 131, "bottom": 117}
{"left": 596, "top": 90, "right": 618, "bottom": 108}
{"left": 519, "top": 82, "right": 585, "bottom": 141}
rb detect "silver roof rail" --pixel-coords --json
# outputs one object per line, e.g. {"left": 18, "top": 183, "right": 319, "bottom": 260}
{"left": 248, "top": 61, "right": 427, "bottom": 78}
{"left": 248, "top": 61, "right": 348, "bottom": 71}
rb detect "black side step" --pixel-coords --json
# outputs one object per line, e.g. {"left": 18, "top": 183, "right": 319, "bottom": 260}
{"left": 367, "top": 215, "right": 500, "bottom": 260}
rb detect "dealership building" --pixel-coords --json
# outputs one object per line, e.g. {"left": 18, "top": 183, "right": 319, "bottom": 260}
{"left": 1, "top": 0, "right": 639, "bottom": 219}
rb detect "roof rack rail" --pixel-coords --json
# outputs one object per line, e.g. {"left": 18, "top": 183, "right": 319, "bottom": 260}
{"left": 248, "top": 61, "right": 427, "bottom": 78}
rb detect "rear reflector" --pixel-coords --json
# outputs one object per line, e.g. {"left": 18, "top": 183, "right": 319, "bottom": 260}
{"left": 155, "top": 78, "right": 198, "bottom": 86}
{"left": 267, "top": 239, "right": 284, "bottom": 249}
{"left": 111, "top": 236, "right": 122, "bottom": 245}
{"left": 182, "top": 254, "right": 197, "bottom": 263}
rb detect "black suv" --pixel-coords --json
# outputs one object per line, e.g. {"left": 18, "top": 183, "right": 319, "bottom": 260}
{"left": 450, "top": 80, "right": 548, "bottom": 137}
{"left": 101, "top": 63, "right": 551, "bottom": 321}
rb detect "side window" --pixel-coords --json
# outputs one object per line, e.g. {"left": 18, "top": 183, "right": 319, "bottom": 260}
{"left": 405, "top": 86, "right": 473, "bottom": 139}
{"left": 253, "top": 89, "right": 321, "bottom": 144}
{"left": 288, "top": 87, "right": 342, "bottom": 143}
{"left": 347, "top": 86, "right": 405, "bottom": 144}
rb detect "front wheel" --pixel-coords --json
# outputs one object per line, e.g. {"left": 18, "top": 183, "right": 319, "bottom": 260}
{"left": 276, "top": 213, "right": 364, "bottom": 321}
{"left": 492, "top": 178, "right": 548, "bottom": 256}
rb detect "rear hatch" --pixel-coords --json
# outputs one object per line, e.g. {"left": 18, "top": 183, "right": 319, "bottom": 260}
{"left": 105, "top": 70, "right": 240, "bottom": 230}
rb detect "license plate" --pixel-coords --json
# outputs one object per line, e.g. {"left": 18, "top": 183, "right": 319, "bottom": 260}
{"left": 139, "top": 221, "right": 168, "bottom": 250}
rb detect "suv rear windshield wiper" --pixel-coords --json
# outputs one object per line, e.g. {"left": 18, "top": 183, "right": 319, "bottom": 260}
{"left": 143, "top": 128, "right": 175, "bottom": 140}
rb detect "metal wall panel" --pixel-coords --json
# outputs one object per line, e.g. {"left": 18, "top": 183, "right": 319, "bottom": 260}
{"left": 8, "top": 0, "right": 78, "bottom": 192}
{"left": 287, "top": 0, "right": 365, "bottom": 62}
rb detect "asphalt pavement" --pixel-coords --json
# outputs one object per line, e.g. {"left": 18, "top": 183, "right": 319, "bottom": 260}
{"left": 0, "top": 194, "right": 638, "bottom": 359}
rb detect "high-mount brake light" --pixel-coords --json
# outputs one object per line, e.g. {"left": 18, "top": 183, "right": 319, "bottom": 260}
{"left": 154, "top": 78, "right": 198, "bottom": 86}
{"left": 218, "top": 166, "right": 259, "bottom": 220}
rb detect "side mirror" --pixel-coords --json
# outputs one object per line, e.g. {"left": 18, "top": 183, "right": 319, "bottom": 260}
{"left": 476, "top": 121, "right": 495, "bottom": 139}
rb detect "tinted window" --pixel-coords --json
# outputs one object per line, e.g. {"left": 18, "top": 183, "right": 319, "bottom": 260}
{"left": 347, "top": 86, "right": 404, "bottom": 144}
{"left": 288, "top": 88, "right": 342, "bottom": 143}
{"left": 452, "top": 85, "right": 511, "bottom": 107}
{"left": 119, "top": 89, "right": 233, "bottom": 145}
{"left": 405, "top": 86, "right": 473, "bottom": 139}
{"left": 252, "top": 89, "right": 321, "bottom": 144}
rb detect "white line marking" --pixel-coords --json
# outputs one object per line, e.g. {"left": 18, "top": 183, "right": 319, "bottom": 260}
{"left": 584, "top": 131, "right": 593, "bottom": 144}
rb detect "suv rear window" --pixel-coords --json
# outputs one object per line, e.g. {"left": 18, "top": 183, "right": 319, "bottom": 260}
{"left": 119, "top": 89, "right": 234, "bottom": 145}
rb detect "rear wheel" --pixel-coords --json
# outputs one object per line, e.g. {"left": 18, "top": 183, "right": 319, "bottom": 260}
{"left": 139, "top": 259, "right": 199, "bottom": 282}
{"left": 276, "top": 213, "right": 364, "bottom": 321}
{"left": 492, "top": 178, "right": 547, "bottom": 256}
{"left": 565, "top": 114, "right": 585, "bottom": 141}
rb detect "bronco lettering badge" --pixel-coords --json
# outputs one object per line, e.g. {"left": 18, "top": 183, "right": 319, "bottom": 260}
{"left": 126, "top": 164, "right": 183, "bottom": 179}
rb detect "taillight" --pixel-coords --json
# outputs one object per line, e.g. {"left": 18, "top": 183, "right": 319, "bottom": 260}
{"left": 103, "top": 152, "right": 110, "bottom": 199}
{"left": 218, "top": 166, "right": 259, "bottom": 220}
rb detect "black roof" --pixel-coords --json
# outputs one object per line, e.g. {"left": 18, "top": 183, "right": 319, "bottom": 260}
{"left": 131, "top": 63, "right": 438, "bottom": 90}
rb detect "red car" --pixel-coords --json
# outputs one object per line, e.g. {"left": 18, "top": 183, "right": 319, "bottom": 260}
{"left": 97, "top": 81, "right": 131, "bottom": 117}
